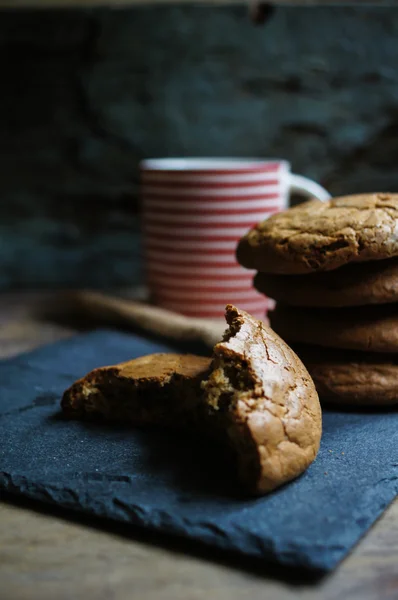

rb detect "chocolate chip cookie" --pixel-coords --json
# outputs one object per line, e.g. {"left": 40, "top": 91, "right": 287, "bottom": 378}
{"left": 269, "top": 303, "right": 398, "bottom": 353}
{"left": 254, "top": 257, "right": 398, "bottom": 308}
{"left": 237, "top": 193, "right": 398, "bottom": 275}
{"left": 62, "top": 305, "right": 322, "bottom": 496}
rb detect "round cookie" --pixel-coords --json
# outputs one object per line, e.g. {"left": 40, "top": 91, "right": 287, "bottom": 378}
{"left": 237, "top": 193, "right": 398, "bottom": 275}
{"left": 293, "top": 344, "right": 398, "bottom": 406}
{"left": 254, "top": 257, "right": 398, "bottom": 308}
{"left": 269, "top": 303, "right": 398, "bottom": 353}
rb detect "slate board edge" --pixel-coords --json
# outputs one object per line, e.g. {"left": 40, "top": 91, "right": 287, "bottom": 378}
{"left": 0, "top": 471, "right": 328, "bottom": 574}
{"left": 1, "top": 470, "right": 397, "bottom": 574}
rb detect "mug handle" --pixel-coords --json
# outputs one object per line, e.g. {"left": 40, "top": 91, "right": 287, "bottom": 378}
{"left": 289, "top": 173, "right": 331, "bottom": 202}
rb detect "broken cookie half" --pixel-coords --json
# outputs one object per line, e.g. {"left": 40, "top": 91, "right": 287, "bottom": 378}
{"left": 62, "top": 305, "right": 322, "bottom": 495}
{"left": 62, "top": 353, "right": 212, "bottom": 426}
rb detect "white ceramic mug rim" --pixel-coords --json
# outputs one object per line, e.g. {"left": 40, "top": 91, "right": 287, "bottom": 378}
{"left": 140, "top": 157, "right": 291, "bottom": 172}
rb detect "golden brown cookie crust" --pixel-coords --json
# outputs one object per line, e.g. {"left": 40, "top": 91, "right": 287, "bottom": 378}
{"left": 294, "top": 344, "right": 398, "bottom": 406}
{"left": 237, "top": 193, "right": 398, "bottom": 275}
{"left": 269, "top": 303, "right": 398, "bottom": 353}
{"left": 106, "top": 353, "right": 211, "bottom": 381}
{"left": 202, "top": 305, "right": 322, "bottom": 494}
{"left": 254, "top": 257, "right": 398, "bottom": 308}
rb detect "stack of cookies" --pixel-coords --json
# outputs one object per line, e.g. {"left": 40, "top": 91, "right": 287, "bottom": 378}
{"left": 237, "top": 193, "right": 398, "bottom": 406}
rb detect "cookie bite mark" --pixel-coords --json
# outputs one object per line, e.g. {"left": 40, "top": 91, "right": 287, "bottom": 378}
{"left": 202, "top": 305, "right": 322, "bottom": 495}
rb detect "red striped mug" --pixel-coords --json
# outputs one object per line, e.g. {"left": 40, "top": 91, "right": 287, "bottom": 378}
{"left": 140, "top": 158, "right": 330, "bottom": 319}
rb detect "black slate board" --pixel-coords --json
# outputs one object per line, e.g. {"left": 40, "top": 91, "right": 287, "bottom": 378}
{"left": 0, "top": 330, "right": 397, "bottom": 574}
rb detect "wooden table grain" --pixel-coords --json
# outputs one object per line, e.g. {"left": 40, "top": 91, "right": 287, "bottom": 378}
{"left": 0, "top": 291, "right": 397, "bottom": 600}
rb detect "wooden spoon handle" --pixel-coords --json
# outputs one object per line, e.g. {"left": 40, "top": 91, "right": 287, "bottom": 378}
{"left": 72, "top": 291, "right": 225, "bottom": 349}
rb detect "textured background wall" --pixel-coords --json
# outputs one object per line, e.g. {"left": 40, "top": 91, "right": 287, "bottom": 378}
{"left": 2, "top": 6, "right": 398, "bottom": 288}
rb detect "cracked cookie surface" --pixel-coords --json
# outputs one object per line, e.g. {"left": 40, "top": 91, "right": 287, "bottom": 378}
{"left": 237, "top": 193, "right": 398, "bottom": 274}
{"left": 202, "top": 305, "right": 322, "bottom": 494}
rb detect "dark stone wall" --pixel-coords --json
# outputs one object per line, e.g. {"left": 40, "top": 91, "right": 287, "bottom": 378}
{"left": 2, "top": 6, "right": 398, "bottom": 288}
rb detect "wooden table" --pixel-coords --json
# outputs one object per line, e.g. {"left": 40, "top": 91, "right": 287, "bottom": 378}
{"left": 1, "top": 291, "right": 397, "bottom": 600}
